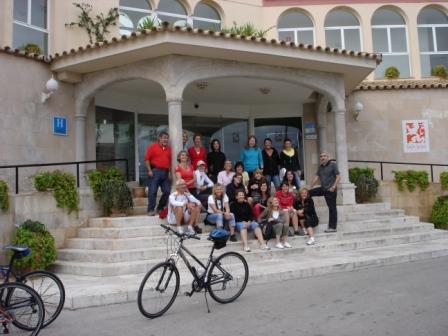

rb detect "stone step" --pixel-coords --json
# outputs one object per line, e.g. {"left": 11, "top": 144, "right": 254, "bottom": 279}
{"left": 66, "top": 222, "right": 433, "bottom": 250}
{"left": 54, "top": 231, "right": 448, "bottom": 275}
{"left": 60, "top": 237, "right": 448, "bottom": 309}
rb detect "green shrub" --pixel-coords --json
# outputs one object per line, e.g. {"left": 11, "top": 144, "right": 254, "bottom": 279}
{"left": 349, "top": 167, "right": 379, "bottom": 203}
{"left": 100, "top": 180, "right": 133, "bottom": 216}
{"left": 440, "top": 172, "right": 448, "bottom": 191}
{"left": 12, "top": 220, "right": 57, "bottom": 271}
{"left": 431, "top": 196, "right": 448, "bottom": 230}
{"left": 385, "top": 66, "right": 400, "bottom": 79}
{"left": 431, "top": 64, "right": 448, "bottom": 79}
{"left": 0, "top": 180, "right": 9, "bottom": 212}
{"left": 221, "top": 22, "right": 273, "bottom": 38}
{"left": 393, "top": 170, "right": 429, "bottom": 192}
{"left": 34, "top": 170, "right": 79, "bottom": 213}
{"left": 86, "top": 166, "right": 124, "bottom": 201}
{"left": 20, "top": 43, "right": 42, "bottom": 55}
{"left": 137, "top": 16, "right": 158, "bottom": 30}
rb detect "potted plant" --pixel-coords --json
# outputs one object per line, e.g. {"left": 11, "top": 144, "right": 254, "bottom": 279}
{"left": 100, "top": 180, "right": 133, "bottom": 216}
{"left": 384, "top": 66, "right": 400, "bottom": 79}
{"left": 349, "top": 167, "right": 379, "bottom": 203}
{"left": 431, "top": 65, "right": 448, "bottom": 79}
{"left": 20, "top": 43, "right": 42, "bottom": 55}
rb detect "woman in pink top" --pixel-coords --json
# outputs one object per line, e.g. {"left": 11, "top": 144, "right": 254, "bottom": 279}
{"left": 175, "top": 151, "right": 196, "bottom": 195}
{"left": 217, "top": 160, "right": 235, "bottom": 187}
{"left": 188, "top": 133, "right": 207, "bottom": 170}
{"left": 275, "top": 182, "right": 301, "bottom": 236}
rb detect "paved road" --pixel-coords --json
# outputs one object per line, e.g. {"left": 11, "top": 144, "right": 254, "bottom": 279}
{"left": 45, "top": 257, "right": 448, "bottom": 336}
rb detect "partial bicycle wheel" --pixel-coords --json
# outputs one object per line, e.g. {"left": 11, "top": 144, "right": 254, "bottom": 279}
{"left": 137, "top": 261, "right": 180, "bottom": 318}
{"left": 208, "top": 251, "right": 249, "bottom": 304}
{"left": 20, "top": 270, "right": 65, "bottom": 328}
{"left": 2, "top": 282, "right": 45, "bottom": 336}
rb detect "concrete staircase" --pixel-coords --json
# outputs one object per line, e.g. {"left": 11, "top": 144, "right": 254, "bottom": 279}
{"left": 52, "top": 201, "right": 448, "bottom": 309}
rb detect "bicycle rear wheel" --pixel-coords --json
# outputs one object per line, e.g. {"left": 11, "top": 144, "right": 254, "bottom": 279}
{"left": 20, "top": 270, "right": 65, "bottom": 328}
{"left": 208, "top": 251, "right": 249, "bottom": 304}
{"left": 137, "top": 262, "right": 180, "bottom": 318}
{"left": 2, "top": 282, "right": 44, "bottom": 336}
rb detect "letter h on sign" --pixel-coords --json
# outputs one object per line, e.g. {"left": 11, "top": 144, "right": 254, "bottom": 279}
{"left": 53, "top": 116, "right": 68, "bottom": 136}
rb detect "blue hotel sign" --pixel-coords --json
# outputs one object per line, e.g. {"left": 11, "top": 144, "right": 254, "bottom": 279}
{"left": 53, "top": 116, "right": 68, "bottom": 136}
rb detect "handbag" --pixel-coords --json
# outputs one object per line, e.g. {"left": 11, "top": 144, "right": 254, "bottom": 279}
{"left": 259, "top": 220, "right": 275, "bottom": 240}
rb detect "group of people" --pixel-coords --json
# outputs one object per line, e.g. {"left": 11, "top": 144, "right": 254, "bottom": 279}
{"left": 144, "top": 131, "right": 340, "bottom": 252}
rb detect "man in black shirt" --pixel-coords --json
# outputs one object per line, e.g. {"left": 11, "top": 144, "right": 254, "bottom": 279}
{"left": 309, "top": 152, "right": 340, "bottom": 232}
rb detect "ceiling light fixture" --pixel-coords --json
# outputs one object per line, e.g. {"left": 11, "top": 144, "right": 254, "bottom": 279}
{"left": 259, "top": 87, "right": 271, "bottom": 95}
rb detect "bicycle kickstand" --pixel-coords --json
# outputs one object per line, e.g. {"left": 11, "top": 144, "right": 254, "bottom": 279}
{"left": 204, "top": 290, "right": 211, "bottom": 314}
{"left": 2, "top": 322, "right": 9, "bottom": 334}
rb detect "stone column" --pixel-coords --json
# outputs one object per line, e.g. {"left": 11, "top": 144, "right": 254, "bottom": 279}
{"left": 334, "top": 108, "right": 356, "bottom": 205}
{"left": 248, "top": 116, "right": 255, "bottom": 136}
{"left": 316, "top": 97, "right": 328, "bottom": 154}
{"left": 74, "top": 113, "right": 87, "bottom": 187}
{"left": 167, "top": 98, "right": 183, "bottom": 177}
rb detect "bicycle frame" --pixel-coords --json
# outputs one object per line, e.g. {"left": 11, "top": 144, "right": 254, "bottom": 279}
{"left": 168, "top": 233, "right": 216, "bottom": 287}
{"left": 0, "top": 253, "right": 22, "bottom": 284}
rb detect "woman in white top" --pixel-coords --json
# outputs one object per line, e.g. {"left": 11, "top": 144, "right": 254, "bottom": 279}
{"left": 206, "top": 184, "right": 237, "bottom": 242}
{"left": 217, "top": 160, "right": 235, "bottom": 187}
{"left": 194, "top": 160, "right": 214, "bottom": 208}
{"left": 258, "top": 196, "right": 292, "bottom": 249}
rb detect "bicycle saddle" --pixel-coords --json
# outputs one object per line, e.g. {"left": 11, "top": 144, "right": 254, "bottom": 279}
{"left": 4, "top": 245, "right": 31, "bottom": 257}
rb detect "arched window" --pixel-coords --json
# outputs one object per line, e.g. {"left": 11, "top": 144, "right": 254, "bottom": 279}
{"left": 371, "top": 8, "right": 410, "bottom": 78}
{"left": 277, "top": 11, "right": 314, "bottom": 45}
{"left": 118, "top": 0, "right": 154, "bottom": 35}
{"left": 157, "top": 0, "right": 188, "bottom": 26}
{"left": 13, "top": 0, "right": 48, "bottom": 54}
{"left": 325, "top": 9, "right": 361, "bottom": 51}
{"left": 418, "top": 7, "right": 448, "bottom": 77}
{"left": 193, "top": 2, "right": 221, "bottom": 30}
{"left": 119, "top": 0, "right": 190, "bottom": 34}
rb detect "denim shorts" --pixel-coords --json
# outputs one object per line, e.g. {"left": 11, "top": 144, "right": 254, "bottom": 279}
{"left": 236, "top": 220, "right": 258, "bottom": 231}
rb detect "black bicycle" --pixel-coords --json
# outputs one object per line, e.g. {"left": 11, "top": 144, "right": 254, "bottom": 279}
{"left": 137, "top": 224, "right": 249, "bottom": 318}
{"left": 0, "top": 281, "right": 45, "bottom": 336}
{"left": 1, "top": 245, "right": 65, "bottom": 328}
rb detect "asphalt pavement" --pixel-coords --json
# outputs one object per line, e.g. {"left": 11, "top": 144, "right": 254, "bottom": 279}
{"left": 43, "top": 256, "right": 448, "bottom": 336}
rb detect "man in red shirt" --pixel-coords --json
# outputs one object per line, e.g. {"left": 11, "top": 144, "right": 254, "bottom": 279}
{"left": 144, "top": 131, "right": 172, "bottom": 216}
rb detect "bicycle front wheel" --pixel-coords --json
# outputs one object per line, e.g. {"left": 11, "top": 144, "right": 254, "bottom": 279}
{"left": 2, "top": 282, "right": 45, "bottom": 336}
{"left": 20, "top": 270, "right": 65, "bottom": 328}
{"left": 137, "top": 262, "right": 180, "bottom": 318}
{"left": 207, "top": 251, "right": 249, "bottom": 304}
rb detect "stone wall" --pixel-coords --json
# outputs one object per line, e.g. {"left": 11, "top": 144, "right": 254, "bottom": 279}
{"left": 0, "top": 188, "right": 101, "bottom": 254}
{"left": 374, "top": 181, "right": 444, "bottom": 222}
{"left": 0, "top": 53, "right": 76, "bottom": 191}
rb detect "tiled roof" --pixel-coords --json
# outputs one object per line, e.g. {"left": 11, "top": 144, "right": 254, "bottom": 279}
{"left": 48, "top": 24, "right": 382, "bottom": 64}
{"left": 356, "top": 78, "right": 448, "bottom": 90}
{"left": 0, "top": 46, "right": 50, "bottom": 63}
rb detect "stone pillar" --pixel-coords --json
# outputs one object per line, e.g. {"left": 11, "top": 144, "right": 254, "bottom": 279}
{"left": 167, "top": 98, "right": 183, "bottom": 177}
{"left": 248, "top": 116, "right": 255, "bottom": 136}
{"left": 316, "top": 97, "right": 328, "bottom": 154}
{"left": 334, "top": 108, "right": 356, "bottom": 205}
{"left": 75, "top": 114, "right": 87, "bottom": 162}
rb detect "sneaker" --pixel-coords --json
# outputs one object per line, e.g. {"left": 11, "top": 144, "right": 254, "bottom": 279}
{"left": 283, "top": 242, "right": 292, "bottom": 248}
{"left": 177, "top": 227, "right": 184, "bottom": 235}
{"left": 186, "top": 226, "right": 195, "bottom": 235}
{"left": 193, "top": 226, "right": 202, "bottom": 234}
{"left": 275, "top": 242, "right": 284, "bottom": 249}
{"left": 147, "top": 210, "right": 156, "bottom": 216}
{"left": 244, "top": 246, "right": 251, "bottom": 252}
{"left": 324, "top": 228, "right": 337, "bottom": 233}
{"left": 260, "top": 244, "right": 271, "bottom": 250}
{"left": 306, "top": 237, "right": 315, "bottom": 245}
{"left": 288, "top": 230, "right": 294, "bottom": 237}
{"left": 302, "top": 228, "right": 308, "bottom": 235}
{"left": 230, "top": 234, "right": 237, "bottom": 242}
{"left": 295, "top": 230, "right": 304, "bottom": 236}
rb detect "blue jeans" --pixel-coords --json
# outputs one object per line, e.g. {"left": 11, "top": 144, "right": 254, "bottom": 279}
{"left": 265, "top": 174, "right": 281, "bottom": 189}
{"left": 236, "top": 220, "right": 258, "bottom": 231}
{"left": 206, "top": 213, "right": 236, "bottom": 229}
{"left": 147, "top": 168, "right": 170, "bottom": 212}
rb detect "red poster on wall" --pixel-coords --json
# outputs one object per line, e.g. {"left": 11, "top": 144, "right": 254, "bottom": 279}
{"left": 402, "top": 120, "right": 430, "bottom": 153}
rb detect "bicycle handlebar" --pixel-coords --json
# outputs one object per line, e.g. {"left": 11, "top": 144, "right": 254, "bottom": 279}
{"left": 160, "top": 224, "right": 201, "bottom": 240}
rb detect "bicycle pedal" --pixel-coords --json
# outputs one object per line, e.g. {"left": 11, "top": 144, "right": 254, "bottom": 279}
{"left": 184, "top": 291, "right": 193, "bottom": 297}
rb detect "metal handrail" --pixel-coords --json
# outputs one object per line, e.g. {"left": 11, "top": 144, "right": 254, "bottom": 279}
{"left": 348, "top": 160, "right": 448, "bottom": 182}
{"left": 0, "top": 159, "right": 129, "bottom": 194}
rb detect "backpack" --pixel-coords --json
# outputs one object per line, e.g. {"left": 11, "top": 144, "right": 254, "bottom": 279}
{"left": 159, "top": 207, "right": 168, "bottom": 219}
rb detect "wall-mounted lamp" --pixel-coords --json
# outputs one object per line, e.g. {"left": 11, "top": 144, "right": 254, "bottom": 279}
{"left": 41, "top": 75, "right": 59, "bottom": 103}
{"left": 352, "top": 101, "right": 363, "bottom": 121}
